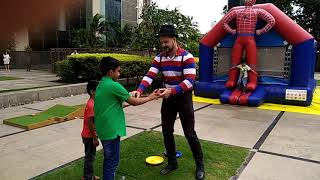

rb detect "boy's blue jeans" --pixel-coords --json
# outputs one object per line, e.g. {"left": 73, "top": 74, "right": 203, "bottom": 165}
{"left": 82, "top": 137, "right": 96, "bottom": 180}
{"left": 237, "top": 76, "right": 248, "bottom": 90}
{"left": 101, "top": 136, "right": 120, "bottom": 180}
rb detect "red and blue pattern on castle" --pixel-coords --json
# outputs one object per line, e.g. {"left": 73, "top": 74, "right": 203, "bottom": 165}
{"left": 137, "top": 48, "right": 196, "bottom": 95}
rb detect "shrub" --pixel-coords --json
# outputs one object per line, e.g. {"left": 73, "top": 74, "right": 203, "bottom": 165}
{"left": 56, "top": 53, "right": 201, "bottom": 84}
{"left": 56, "top": 53, "right": 151, "bottom": 83}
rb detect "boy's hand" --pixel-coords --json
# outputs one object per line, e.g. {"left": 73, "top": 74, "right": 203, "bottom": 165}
{"left": 148, "top": 89, "right": 160, "bottom": 100}
{"left": 93, "top": 137, "right": 99, "bottom": 147}
{"left": 130, "top": 91, "right": 141, "bottom": 98}
{"left": 156, "top": 88, "right": 166, "bottom": 95}
{"left": 123, "top": 102, "right": 130, "bottom": 107}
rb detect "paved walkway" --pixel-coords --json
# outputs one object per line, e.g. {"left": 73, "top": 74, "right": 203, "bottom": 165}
{"left": 315, "top": 72, "right": 320, "bottom": 81}
{"left": 0, "top": 94, "right": 319, "bottom": 180}
{"left": 0, "top": 69, "right": 63, "bottom": 91}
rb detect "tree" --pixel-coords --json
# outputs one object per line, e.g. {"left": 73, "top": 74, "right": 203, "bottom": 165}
{"left": 256, "top": 0, "right": 294, "bottom": 17}
{"left": 105, "top": 21, "right": 133, "bottom": 48}
{"left": 71, "top": 13, "right": 106, "bottom": 48}
{"left": 117, "top": 24, "right": 135, "bottom": 49}
{"left": 88, "top": 13, "right": 106, "bottom": 48}
{"left": 133, "top": 3, "right": 201, "bottom": 56}
{"left": 71, "top": 28, "right": 90, "bottom": 48}
{"left": 293, "top": 0, "right": 320, "bottom": 42}
{"left": 223, "top": 0, "right": 294, "bottom": 17}
{"left": 105, "top": 21, "right": 120, "bottom": 47}
{"left": 71, "top": 13, "right": 136, "bottom": 49}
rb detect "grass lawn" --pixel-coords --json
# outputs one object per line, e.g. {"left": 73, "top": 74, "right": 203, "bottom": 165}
{"left": 4, "top": 105, "right": 79, "bottom": 126}
{"left": 0, "top": 76, "right": 22, "bottom": 81}
{"left": 34, "top": 131, "right": 249, "bottom": 180}
{"left": 317, "top": 80, "right": 320, "bottom": 86}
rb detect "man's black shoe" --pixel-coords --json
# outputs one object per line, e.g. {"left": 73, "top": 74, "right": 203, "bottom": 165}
{"left": 195, "top": 167, "right": 205, "bottom": 180}
{"left": 160, "top": 164, "right": 178, "bottom": 175}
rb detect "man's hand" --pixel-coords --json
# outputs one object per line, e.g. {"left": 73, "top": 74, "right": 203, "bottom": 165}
{"left": 130, "top": 91, "right": 141, "bottom": 98}
{"left": 159, "top": 88, "right": 172, "bottom": 99}
{"left": 93, "top": 137, "right": 99, "bottom": 147}
{"left": 148, "top": 89, "right": 160, "bottom": 100}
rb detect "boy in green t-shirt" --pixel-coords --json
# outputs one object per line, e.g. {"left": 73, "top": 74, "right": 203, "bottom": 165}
{"left": 95, "top": 56, "right": 158, "bottom": 180}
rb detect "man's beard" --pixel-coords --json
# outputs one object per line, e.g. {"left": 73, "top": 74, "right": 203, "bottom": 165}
{"left": 163, "top": 46, "right": 173, "bottom": 53}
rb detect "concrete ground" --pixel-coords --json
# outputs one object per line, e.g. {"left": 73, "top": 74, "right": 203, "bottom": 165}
{"left": 0, "top": 94, "right": 319, "bottom": 180}
{"left": 0, "top": 69, "right": 62, "bottom": 91}
{"left": 0, "top": 70, "right": 319, "bottom": 179}
{"left": 315, "top": 72, "right": 320, "bottom": 81}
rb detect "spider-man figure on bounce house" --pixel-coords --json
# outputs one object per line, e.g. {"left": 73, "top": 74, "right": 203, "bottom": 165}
{"left": 195, "top": 0, "right": 317, "bottom": 106}
{"left": 224, "top": 0, "right": 275, "bottom": 105}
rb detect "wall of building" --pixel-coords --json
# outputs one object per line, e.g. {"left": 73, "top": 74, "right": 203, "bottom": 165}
{"left": 121, "top": 0, "right": 150, "bottom": 26}
{"left": 14, "top": 28, "right": 29, "bottom": 51}
{"left": 13, "top": 0, "right": 151, "bottom": 52}
{"left": 92, "top": 0, "right": 101, "bottom": 16}
{"left": 137, "top": 0, "right": 144, "bottom": 24}
{"left": 57, "top": 6, "right": 66, "bottom": 31}
{"left": 121, "top": 0, "right": 138, "bottom": 27}
{"left": 100, "top": 0, "right": 106, "bottom": 17}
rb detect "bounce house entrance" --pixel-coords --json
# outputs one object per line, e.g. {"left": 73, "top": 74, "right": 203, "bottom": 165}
{"left": 214, "top": 46, "right": 291, "bottom": 82}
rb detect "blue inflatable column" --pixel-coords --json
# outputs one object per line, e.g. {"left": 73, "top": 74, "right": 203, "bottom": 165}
{"left": 291, "top": 39, "right": 316, "bottom": 87}
{"left": 199, "top": 43, "right": 214, "bottom": 82}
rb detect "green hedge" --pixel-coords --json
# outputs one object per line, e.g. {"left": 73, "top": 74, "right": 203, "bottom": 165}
{"left": 56, "top": 53, "right": 152, "bottom": 83}
{"left": 56, "top": 53, "right": 200, "bottom": 84}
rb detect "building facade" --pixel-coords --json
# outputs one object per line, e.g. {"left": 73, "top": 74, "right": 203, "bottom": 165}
{"left": 14, "top": 0, "right": 150, "bottom": 51}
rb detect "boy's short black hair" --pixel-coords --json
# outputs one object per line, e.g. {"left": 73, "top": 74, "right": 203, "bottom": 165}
{"left": 100, "top": 56, "right": 120, "bottom": 76}
{"left": 87, "top": 80, "right": 99, "bottom": 96}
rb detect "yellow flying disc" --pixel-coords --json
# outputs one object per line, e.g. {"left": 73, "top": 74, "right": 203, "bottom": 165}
{"left": 145, "top": 156, "right": 164, "bottom": 165}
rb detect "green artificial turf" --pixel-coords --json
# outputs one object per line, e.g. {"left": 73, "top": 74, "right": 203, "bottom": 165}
{"left": 0, "top": 76, "right": 22, "bottom": 81}
{"left": 5, "top": 114, "right": 52, "bottom": 126}
{"left": 34, "top": 131, "right": 249, "bottom": 180}
{"left": 44, "top": 104, "right": 78, "bottom": 117}
{"left": 4, "top": 105, "right": 78, "bottom": 126}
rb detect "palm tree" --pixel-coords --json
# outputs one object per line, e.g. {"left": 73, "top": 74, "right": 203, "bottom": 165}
{"left": 88, "top": 13, "right": 106, "bottom": 48}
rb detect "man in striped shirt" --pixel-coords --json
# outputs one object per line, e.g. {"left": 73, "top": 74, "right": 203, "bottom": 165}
{"left": 131, "top": 24, "right": 205, "bottom": 180}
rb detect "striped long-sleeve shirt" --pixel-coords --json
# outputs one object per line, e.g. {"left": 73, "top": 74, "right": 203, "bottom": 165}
{"left": 137, "top": 48, "right": 196, "bottom": 95}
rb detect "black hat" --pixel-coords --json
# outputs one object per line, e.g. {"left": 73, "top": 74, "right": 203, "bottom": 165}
{"left": 157, "top": 24, "right": 177, "bottom": 38}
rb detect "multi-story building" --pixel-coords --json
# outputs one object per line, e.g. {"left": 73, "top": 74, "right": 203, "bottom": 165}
{"left": 14, "top": 0, "right": 151, "bottom": 51}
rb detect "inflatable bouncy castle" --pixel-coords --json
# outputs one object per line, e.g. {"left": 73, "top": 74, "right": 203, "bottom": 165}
{"left": 195, "top": 2, "right": 317, "bottom": 106}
